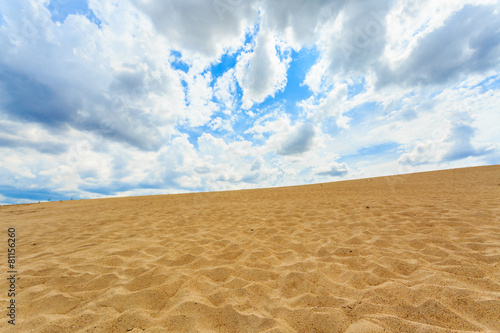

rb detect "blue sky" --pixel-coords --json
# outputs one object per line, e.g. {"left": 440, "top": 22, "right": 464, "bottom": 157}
{"left": 0, "top": 0, "right": 499, "bottom": 204}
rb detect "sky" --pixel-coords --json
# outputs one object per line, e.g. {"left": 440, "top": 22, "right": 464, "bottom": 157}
{"left": 0, "top": 0, "right": 499, "bottom": 204}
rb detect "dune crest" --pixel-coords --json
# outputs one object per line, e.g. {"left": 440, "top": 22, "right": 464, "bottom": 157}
{"left": 1, "top": 165, "right": 500, "bottom": 332}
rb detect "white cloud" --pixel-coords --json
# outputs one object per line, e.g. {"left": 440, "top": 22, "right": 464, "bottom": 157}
{"left": 214, "top": 68, "right": 237, "bottom": 112}
{"left": 318, "top": 1, "right": 392, "bottom": 76}
{"left": 236, "top": 29, "right": 290, "bottom": 109}
{"left": 244, "top": 108, "right": 291, "bottom": 140}
{"left": 300, "top": 81, "right": 349, "bottom": 125}
{"left": 0, "top": 0, "right": 188, "bottom": 151}
{"left": 0, "top": 0, "right": 499, "bottom": 204}
{"left": 398, "top": 140, "right": 444, "bottom": 166}
{"left": 276, "top": 123, "right": 316, "bottom": 156}
{"left": 314, "top": 162, "right": 349, "bottom": 178}
{"left": 303, "top": 57, "right": 331, "bottom": 94}
{"left": 193, "top": 133, "right": 272, "bottom": 189}
{"left": 378, "top": 3, "right": 500, "bottom": 87}
{"left": 260, "top": 0, "right": 345, "bottom": 48}
{"left": 183, "top": 72, "right": 218, "bottom": 127}
{"left": 131, "top": 0, "right": 258, "bottom": 60}
{"left": 208, "top": 117, "right": 233, "bottom": 132}
{"left": 384, "top": 0, "right": 497, "bottom": 66}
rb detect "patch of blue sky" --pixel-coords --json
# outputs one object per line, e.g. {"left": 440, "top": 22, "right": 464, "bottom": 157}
{"left": 483, "top": 153, "right": 500, "bottom": 166}
{"left": 230, "top": 78, "right": 245, "bottom": 110}
{"left": 299, "top": 166, "right": 312, "bottom": 176}
{"left": 170, "top": 50, "right": 182, "bottom": 58}
{"left": 79, "top": 180, "right": 175, "bottom": 197}
{"left": 413, "top": 20, "right": 429, "bottom": 37}
{"left": 244, "top": 22, "right": 260, "bottom": 45}
{"left": 45, "top": 0, "right": 101, "bottom": 27}
{"left": 180, "top": 124, "right": 212, "bottom": 149}
{"left": 186, "top": 115, "right": 253, "bottom": 149}
{"left": 0, "top": 13, "right": 5, "bottom": 27}
{"left": 275, "top": 43, "right": 292, "bottom": 62}
{"left": 357, "top": 142, "right": 400, "bottom": 156}
{"left": 347, "top": 77, "right": 366, "bottom": 100}
{"left": 0, "top": 185, "right": 74, "bottom": 203}
{"left": 238, "top": 14, "right": 261, "bottom": 45}
{"left": 254, "top": 47, "right": 319, "bottom": 118}
{"left": 170, "top": 50, "right": 190, "bottom": 73}
{"left": 206, "top": 48, "right": 240, "bottom": 79}
{"left": 180, "top": 45, "right": 322, "bottom": 150}
{"left": 180, "top": 79, "right": 189, "bottom": 106}
{"left": 235, "top": 116, "right": 265, "bottom": 143}
{"left": 225, "top": 118, "right": 254, "bottom": 144}
{"left": 345, "top": 101, "right": 381, "bottom": 126}
{"left": 427, "top": 89, "right": 441, "bottom": 100}
{"left": 320, "top": 117, "right": 343, "bottom": 136}
{"left": 337, "top": 142, "right": 401, "bottom": 165}
{"left": 78, "top": 185, "right": 120, "bottom": 196}
{"left": 205, "top": 23, "right": 259, "bottom": 81}
{"left": 473, "top": 74, "right": 500, "bottom": 92}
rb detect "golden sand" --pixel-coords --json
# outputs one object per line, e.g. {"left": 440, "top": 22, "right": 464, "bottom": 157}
{"left": 1, "top": 165, "right": 499, "bottom": 332}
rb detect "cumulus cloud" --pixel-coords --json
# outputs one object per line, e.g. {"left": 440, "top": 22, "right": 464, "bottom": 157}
{"left": 442, "top": 124, "right": 480, "bottom": 161}
{"left": 236, "top": 29, "right": 291, "bottom": 109}
{"left": 0, "top": 0, "right": 499, "bottom": 204}
{"left": 0, "top": 68, "right": 78, "bottom": 125}
{"left": 0, "top": 0, "right": 188, "bottom": 151}
{"left": 378, "top": 4, "right": 500, "bottom": 87}
{"left": 277, "top": 123, "right": 316, "bottom": 156}
{"left": 301, "top": 1, "right": 500, "bottom": 93}
{"left": 0, "top": 133, "right": 67, "bottom": 155}
{"left": 214, "top": 68, "right": 237, "bottom": 112}
{"left": 300, "top": 82, "right": 350, "bottom": 124}
{"left": 261, "top": 0, "right": 345, "bottom": 47}
{"left": 193, "top": 133, "right": 275, "bottom": 188}
{"left": 183, "top": 72, "right": 218, "bottom": 127}
{"left": 315, "top": 162, "right": 349, "bottom": 177}
{"left": 326, "top": 1, "right": 392, "bottom": 74}
{"left": 398, "top": 110, "right": 493, "bottom": 167}
{"left": 442, "top": 111, "right": 494, "bottom": 161}
{"left": 131, "top": 0, "right": 258, "bottom": 60}
{"left": 398, "top": 140, "right": 443, "bottom": 166}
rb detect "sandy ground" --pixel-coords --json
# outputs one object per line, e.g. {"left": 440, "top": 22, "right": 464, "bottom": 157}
{"left": 1, "top": 165, "right": 499, "bottom": 332}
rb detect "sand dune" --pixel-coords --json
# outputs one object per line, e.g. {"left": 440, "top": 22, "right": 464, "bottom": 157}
{"left": 1, "top": 165, "right": 499, "bottom": 332}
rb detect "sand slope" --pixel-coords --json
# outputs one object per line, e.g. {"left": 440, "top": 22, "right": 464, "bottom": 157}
{"left": 1, "top": 165, "right": 500, "bottom": 332}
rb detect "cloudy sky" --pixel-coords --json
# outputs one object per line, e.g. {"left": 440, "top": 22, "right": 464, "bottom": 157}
{"left": 0, "top": 0, "right": 499, "bottom": 204}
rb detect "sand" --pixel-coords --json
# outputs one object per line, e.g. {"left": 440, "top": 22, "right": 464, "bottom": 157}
{"left": 1, "top": 165, "right": 499, "bottom": 332}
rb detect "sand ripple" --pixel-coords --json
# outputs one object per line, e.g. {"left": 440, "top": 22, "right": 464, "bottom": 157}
{"left": 1, "top": 166, "right": 499, "bottom": 332}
